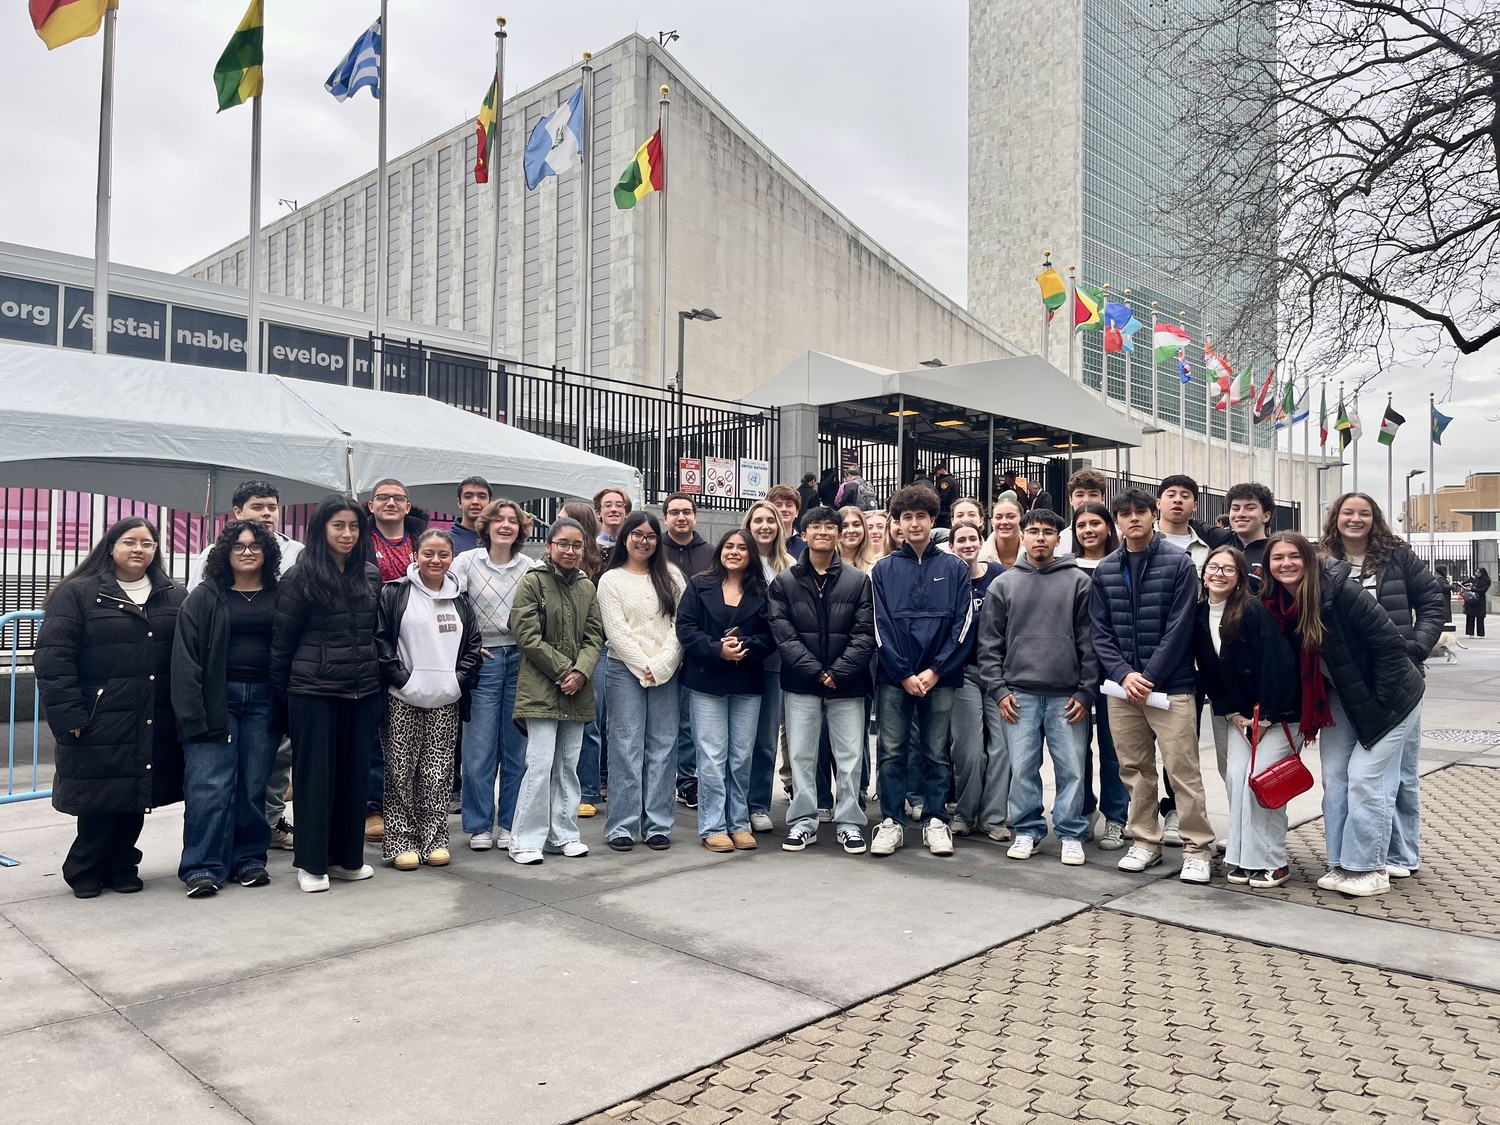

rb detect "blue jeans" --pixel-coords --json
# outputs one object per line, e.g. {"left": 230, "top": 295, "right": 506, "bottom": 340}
{"left": 1005, "top": 691, "right": 1089, "bottom": 842}
{"left": 603, "top": 660, "right": 681, "bottom": 841}
{"left": 460, "top": 645, "right": 525, "bottom": 834}
{"left": 952, "top": 665, "right": 1007, "bottom": 828}
{"left": 180, "top": 681, "right": 278, "bottom": 885}
{"left": 815, "top": 696, "right": 872, "bottom": 810}
{"left": 1388, "top": 701, "right": 1423, "bottom": 869}
{"left": 510, "top": 719, "right": 584, "bottom": 853}
{"left": 748, "top": 668, "right": 784, "bottom": 815}
{"left": 786, "top": 693, "right": 868, "bottom": 834}
{"left": 875, "top": 682, "right": 956, "bottom": 824}
{"left": 1319, "top": 691, "right": 1418, "bottom": 873}
{"left": 1082, "top": 692, "right": 1130, "bottom": 824}
{"left": 578, "top": 642, "right": 608, "bottom": 801}
{"left": 689, "top": 690, "right": 760, "bottom": 837}
{"left": 676, "top": 685, "right": 698, "bottom": 791}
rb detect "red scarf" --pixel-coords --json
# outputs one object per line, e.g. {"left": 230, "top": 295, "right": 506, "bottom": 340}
{"left": 1264, "top": 584, "right": 1333, "bottom": 741}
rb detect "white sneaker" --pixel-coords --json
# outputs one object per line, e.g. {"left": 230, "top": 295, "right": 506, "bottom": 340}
{"left": 1316, "top": 866, "right": 1346, "bottom": 890}
{"left": 561, "top": 840, "right": 589, "bottom": 858}
{"left": 816, "top": 808, "right": 833, "bottom": 823}
{"left": 750, "top": 811, "right": 774, "bottom": 833}
{"left": 1179, "top": 856, "right": 1211, "bottom": 884}
{"left": 870, "top": 818, "right": 904, "bottom": 856}
{"left": 1060, "top": 839, "right": 1086, "bottom": 866}
{"left": 1386, "top": 863, "right": 1414, "bottom": 879}
{"left": 295, "top": 868, "right": 329, "bottom": 893}
{"left": 950, "top": 816, "right": 972, "bottom": 837}
{"left": 983, "top": 824, "right": 1013, "bottom": 843}
{"left": 1162, "top": 810, "right": 1183, "bottom": 846}
{"left": 923, "top": 818, "right": 954, "bottom": 856}
{"left": 1335, "top": 869, "right": 1390, "bottom": 897}
{"left": 1117, "top": 846, "right": 1163, "bottom": 872}
{"left": 328, "top": 864, "right": 373, "bottom": 881}
{"left": 469, "top": 832, "right": 493, "bottom": 851}
{"left": 510, "top": 849, "right": 544, "bottom": 865}
{"left": 1007, "top": 834, "right": 1037, "bottom": 860}
{"left": 494, "top": 827, "right": 513, "bottom": 848}
{"left": 906, "top": 800, "right": 925, "bottom": 823}
{"left": 1098, "top": 821, "right": 1126, "bottom": 851}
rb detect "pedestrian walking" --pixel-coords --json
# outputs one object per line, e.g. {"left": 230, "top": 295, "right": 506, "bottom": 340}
{"left": 172, "top": 520, "right": 283, "bottom": 896}
{"left": 1464, "top": 568, "right": 1491, "bottom": 636}
{"left": 38, "top": 517, "right": 185, "bottom": 899}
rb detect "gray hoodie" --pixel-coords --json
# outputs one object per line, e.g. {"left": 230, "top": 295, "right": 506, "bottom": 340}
{"left": 977, "top": 552, "right": 1098, "bottom": 705}
{"left": 390, "top": 561, "right": 464, "bottom": 709}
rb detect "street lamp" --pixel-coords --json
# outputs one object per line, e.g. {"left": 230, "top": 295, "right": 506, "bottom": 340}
{"left": 1405, "top": 468, "right": 1426, "bottom": 530}
{"left": 673, "top": 308, "right": 721, "bottom": 393}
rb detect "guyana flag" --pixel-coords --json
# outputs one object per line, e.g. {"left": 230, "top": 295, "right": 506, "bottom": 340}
{"left": 30, "top": 0, "right": 107, "bottom": 50}
{"left": 614, "top": 127, "right": 663, "bottom": 209}
{"left": 1036, "top": 266, "right": 1065, "bottom": 322}
{"left": 214, "top": 1, "right": 264, "bottom": 112}
{"left": 473, "top": 75, "right": 499, "bottom": 183}
{"left": 1072, "top": 285, "right": 1103, "bottom": 331}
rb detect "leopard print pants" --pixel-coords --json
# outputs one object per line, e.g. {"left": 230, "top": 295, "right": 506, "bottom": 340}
{"left": 381, "top": 698, "right": 459, "bottom": 861}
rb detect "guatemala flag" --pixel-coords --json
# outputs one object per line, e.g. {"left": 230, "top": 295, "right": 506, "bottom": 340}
{"left": 524, "top": 87, "right": 585, "bottom": 189}
{"left": 326, "top": 19, "right": 382, "bottom": 102}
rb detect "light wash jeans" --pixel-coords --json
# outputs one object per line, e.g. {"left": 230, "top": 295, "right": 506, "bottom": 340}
{"left": 689, "top": 690, "right": 760, "bottom": 837}
{"left": 1223, "top": 720, "right": 1296, "bottom": 871}
{"left": 603, "top": 659, "right": 681, "bottom": 841}
{"left": 1005, "top": 690, "right": 1089, "bottom": 842}
{"left": 577, "top": 642, "right": 608, "bottom": 802}
{"left": 875, "top": 683, "right": 956, "bottom": 824}
{"left": 1388, "top": 701, "right": 1423, "bottom": 869}
{"left": 1319, "top": 692, "right": 1419, "bottom": 874}
{"left": 748, "top": 669, "right": 784, "bottom": 815}
{"left": 952, "top": 665, "right": 1008, "bottom": 829}
{"left": 509, "top": 718, "right": 585, "bottom": 854}
{"left": 460, "top": 644, "right": 526, "bottom": 834}
{"left": 785, "top": 693, "right": 869, "bottom": 835}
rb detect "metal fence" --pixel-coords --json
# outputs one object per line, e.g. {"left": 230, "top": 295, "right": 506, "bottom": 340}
{"left": 2, "top": 612, "right": 47, "bottom": 846}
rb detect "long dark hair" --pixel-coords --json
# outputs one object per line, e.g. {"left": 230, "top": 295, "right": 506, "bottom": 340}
{"left": 1320, "top": 491, "right": 1403, "bottom": 573}
{"left": 703, "top": 529, "right": 768, "bottom": 602}
{"left": 46, "top": 517, "right": 171, "bottom": 606}
{"left": 561, "top": 500, "right": 604, "bottom": 578}
{"left": 1260, "top": 530, "right": 1325, "bottom": 648}
{"left": 601, "top": 511, "right": 679, "bottom": 618}
{"left": 1203, "top": 544, "right": 1249, "bottom": 644}
{"left": 298, "top": 495, "right": 374, "bottom": 605}
{"left": 202, "top": 519, "right": 281, "bottom": 590}
{"left": 1070, "top": 501, "right": 1118, "bottom": 557}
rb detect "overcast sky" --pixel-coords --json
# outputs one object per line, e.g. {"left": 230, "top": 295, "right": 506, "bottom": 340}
{"left": 1, "top": 0, "right": 1492, "bottom": 522}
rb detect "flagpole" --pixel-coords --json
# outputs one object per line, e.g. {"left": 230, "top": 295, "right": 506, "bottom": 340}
{"left": 1202, "top": 321, "right": 1213, "bottom": 491}
{"left": 92, "top": 1, "right": 119, "bottom": 355}
{"left": 579, "top": 50, "right": 594, "bottom": 376}
{"left": 1384, "top": 391, "right": 1394, "bottom": 520}
{"left": 488, "top": 16, "right": 507, "bottom": 370}
{"left": 246, "top": 92, "right": 263, "bottom": 372}
{"left": 657, "top": 83, "right": 671, "bottom": 499}
{"left": 1176, "top": 309, "right": 1185, "bottom": 476}
{"left": 1301, "top": 371, "right": 1311, "bottom": 534}
{"left": 1066, "top": 266, "right": 1078, "bottom": 391}
{"left": 1040, "top": 252, "right": 1051, "bottom": 365}
{"left": 1429, "top": 392, "right": 1436, "bottom": 558}
{"left": 373, "top": 0, "right": 389, "bottom": 382}
{"left": 1126, "top": 290, "right": 1151, "bottom": 478}
{"left": 1351, "top": 387, "right": 1359, "bottom": 492}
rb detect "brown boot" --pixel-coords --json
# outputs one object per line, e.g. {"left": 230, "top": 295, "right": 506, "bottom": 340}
{"left": 730, "top": 831, "right": 758, "bottom": 850}
{"left": 364, "top": 812, "right": 385, "bottom": 840}
{"left": 703, "top": 833, "right": 734, "bottom": 852}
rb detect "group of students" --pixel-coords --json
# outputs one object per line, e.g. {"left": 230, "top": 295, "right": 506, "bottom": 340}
{"left": 35, "top": 463, "right": 1447, "bottom": 902}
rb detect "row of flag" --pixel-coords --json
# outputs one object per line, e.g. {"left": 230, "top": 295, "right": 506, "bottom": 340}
{"left": 1036, "top": 266, "right": 1456, "bottom": 454}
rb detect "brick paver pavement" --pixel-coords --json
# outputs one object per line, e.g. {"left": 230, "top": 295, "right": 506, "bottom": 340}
{"left": 1217, "top": 765, "right": 1500, "bottom": 937}
{"left": 590, "top": 911, "right": 1500, "bottom": 1125}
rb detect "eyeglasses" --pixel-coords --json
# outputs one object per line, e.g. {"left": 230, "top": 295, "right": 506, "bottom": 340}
{"left": 549, "top": 540, "right": 584, "bottom": 552}
{"left": 1204, "top": 564, "right": 1237, "bottom": 576}
{"left": 372, "top": 493, "right": 408, "bottom": 504}
{"left": 230, "top": 543, "right": 265, "bottom": 555}
{"left": 665, "top": 508, "right": 694, "bottom": 518}
{"left": 628, "top": 532, "right": 658, "bottom": 545}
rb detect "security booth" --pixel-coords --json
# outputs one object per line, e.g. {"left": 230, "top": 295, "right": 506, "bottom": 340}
{"left": 746, "top": 351, "right": 1143, "bottom": 508}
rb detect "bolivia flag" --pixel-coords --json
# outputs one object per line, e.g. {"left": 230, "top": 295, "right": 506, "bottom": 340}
{"left": 473, "top": 75, "right": 499, "bottom": 183}
{"left": 614, "top": 127, "right": 663, "bottom": 209}
{"left": 1073, "top": 286, "right": 1103, "bottom": 330}
{"left": 214, "top": 1, "right": 264, "bottom": 112}
{"left": 1377, "top": 405, "right": 1405, "bottom": 446}
{"left": 1036, "top": 267, "right": 1065, "bottom": 322}
{"left": 30, "top": 0, "right": 107, "bottom": 49}
{"left": 1154, "top": 323, "right": 1190, "bottom": 361}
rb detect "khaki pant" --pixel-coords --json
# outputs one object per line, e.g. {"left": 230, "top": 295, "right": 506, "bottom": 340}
{"left": 1107, "top": 694, "right": 1216, "bottom": 858}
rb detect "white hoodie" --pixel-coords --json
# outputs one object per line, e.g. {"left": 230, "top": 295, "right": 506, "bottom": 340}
{"left": 390, "top": 562, "right": 464, "bottom": 710}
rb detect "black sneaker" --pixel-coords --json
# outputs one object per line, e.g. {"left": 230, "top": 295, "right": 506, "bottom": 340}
{"left": 646, "top": 834, "right": 671, "bottom": 851}
{"left": 238, "top": 866, "right": 270, "bottom": 888}
{"left": 271, "top": 818, "right": 295, "bottom": 851}
{"left": 782, "top": 828, "right": 817, "bottom": 852}
{"left": 837, "top": 827, "right": 867, "bottom": 855}
{"left": 678, "top": 779, "right": 699, "bottom": 809}
{"left": 185, "top": 874, "right": 218, "bottom": 898}
{"left": 607, "top": 836, "right": 634, "bottom": 852}
{"left": 106, "top": 872, "right": 144, "bottom": 894}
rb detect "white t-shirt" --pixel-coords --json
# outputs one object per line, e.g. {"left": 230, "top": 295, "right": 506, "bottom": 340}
{"left": 1159, "top": 531, "right": 1193, "bottom": 552}
{"left": 1208, "top": 599, "right": 1226, "bottom": 655}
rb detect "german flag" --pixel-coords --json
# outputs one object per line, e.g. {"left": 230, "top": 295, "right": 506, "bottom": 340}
{"left": 31, "top": 0, "right": 108, "bottom": 50}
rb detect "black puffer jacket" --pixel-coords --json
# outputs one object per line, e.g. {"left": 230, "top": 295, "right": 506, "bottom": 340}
{"left": 1317, "top": 559, "right": 1425, "bottom": 748}
{"left": 1193, "top": 597, "right": 1298, "bottom": 722}
{"left": 270, "top": 562, "right": 382, "bottom": 698}
{"left": 768, "top": 554, "right": 875, "bottom": 698}
{"left": 37, "top": 573, "right": 185, "bottom": 815}
{"left": 1343, "top": 545, "right": 1447, "bottom": 665}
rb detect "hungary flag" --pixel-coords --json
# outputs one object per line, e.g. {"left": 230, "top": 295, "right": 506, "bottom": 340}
{"left": 614, "top": 127, "right": 663, "bottom": 209}
{"left": 1154, "top": 323, "right": 1190, "bottom": 361}
{"left": 214, "top": 0, "right": 264, "bottom": 112}
{"left": 1378, "top": 405, "right": 1405, "bottom": 446}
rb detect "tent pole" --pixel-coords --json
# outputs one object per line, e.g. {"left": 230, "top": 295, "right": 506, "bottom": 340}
{"left": 346, "top": 445, "right": 357, "bottom": 498}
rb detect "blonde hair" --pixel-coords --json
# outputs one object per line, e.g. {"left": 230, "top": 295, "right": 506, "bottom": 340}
{"left": 837, "top": 504, "right": 877, "bottom": 571}
{"left": 742, "top": 500, "right": 794, "bottom": 574}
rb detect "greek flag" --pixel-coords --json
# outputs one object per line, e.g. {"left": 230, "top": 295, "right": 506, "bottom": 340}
{"left": 326, "top": 18, "right": 381, "bottom": 102}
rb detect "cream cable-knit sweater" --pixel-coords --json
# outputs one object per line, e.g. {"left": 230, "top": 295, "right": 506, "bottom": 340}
{"left": 597, "top": 567, "right": 685, "bottom": 687}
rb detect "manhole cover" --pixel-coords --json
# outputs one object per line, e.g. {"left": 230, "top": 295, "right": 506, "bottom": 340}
{"left": 1424, "top": 729, "right": 1500, "bottom": 744}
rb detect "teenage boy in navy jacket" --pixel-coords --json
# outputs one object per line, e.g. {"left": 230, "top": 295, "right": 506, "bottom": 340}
{"left": 869, "top": 485, "right": 973, "bottom": 858}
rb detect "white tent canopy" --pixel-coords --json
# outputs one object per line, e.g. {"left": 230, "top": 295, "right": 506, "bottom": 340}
{"left": 0, "top": 341, "right": 641, "bottom": 512}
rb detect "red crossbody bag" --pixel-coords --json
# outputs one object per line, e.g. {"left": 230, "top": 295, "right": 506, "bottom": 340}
{"left": 1247, "top": 704, "right": 1315, "bottom": 810}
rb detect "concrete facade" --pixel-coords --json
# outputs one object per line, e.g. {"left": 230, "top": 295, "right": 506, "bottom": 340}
{"left": 186, "top": 34, "right": 1019, "bottom": 403}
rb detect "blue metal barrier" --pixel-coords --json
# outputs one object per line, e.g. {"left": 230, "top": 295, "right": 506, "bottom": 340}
{"left": 1, "top": 610, "right": 46, "bottom": 867}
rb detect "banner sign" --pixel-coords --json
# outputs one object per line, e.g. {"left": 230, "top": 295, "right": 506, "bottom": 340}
{"left": 678, "top": 458, "right": 702, "bottom": 494}
{"left": 0, "top": 275, "right": 59, "bottom": 345}
{"left": 704, "top": 457, "right": 736, "bottom": 499}
{"left": 266, "top": 324, "right": 351, "bottom": 384}
{"left": 169, "top": 306, "right": 248, "bottom": 370}
{"left": 738, "top": 458, "right": 769, "bottom": 500}
{"left": 62, "top": 287, "right": 167, "bottom": 360}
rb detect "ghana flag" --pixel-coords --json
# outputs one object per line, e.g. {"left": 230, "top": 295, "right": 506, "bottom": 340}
{"left": 30, "top": 0, "right": 107, "bottom": 50}
{"left": 614, "top": 127, "right": 663, "bottom": 209}
{"left": 214, "top": 0, "right": 264, "bottom": 112}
